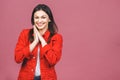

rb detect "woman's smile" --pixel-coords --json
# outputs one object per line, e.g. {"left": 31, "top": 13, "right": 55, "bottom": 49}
{"left": 37, "top": 22, "right": 44, "bottom": 27}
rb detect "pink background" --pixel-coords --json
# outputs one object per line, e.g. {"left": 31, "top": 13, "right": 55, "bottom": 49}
{"left": 0, "top": 0, "right": 120, "bottom": 80}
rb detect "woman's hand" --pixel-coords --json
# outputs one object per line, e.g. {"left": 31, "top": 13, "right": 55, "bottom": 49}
{"left": 29, "top": 26, "right": 39, "bottom": 52}
{"left": 33, "top": 25, "right": 39, "bottom": 44}
{"left": 34, "top": 26, "right": 47, "bottom": 47}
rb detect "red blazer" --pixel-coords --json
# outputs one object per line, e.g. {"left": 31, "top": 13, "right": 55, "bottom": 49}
{"left": 15, "top": 29, "right": 63, "bottom": 80}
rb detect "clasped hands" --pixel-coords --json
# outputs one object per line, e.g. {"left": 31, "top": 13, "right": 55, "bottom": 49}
{"left": 33, "top": 25, "right": 47, "bottom": 47}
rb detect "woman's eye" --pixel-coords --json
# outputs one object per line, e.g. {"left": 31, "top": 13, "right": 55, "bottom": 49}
{"left": 41, "top": 16, "right": 46, "bottom": 19}
{"left": 34, "top": 17, "right": 39, "bottom": 19}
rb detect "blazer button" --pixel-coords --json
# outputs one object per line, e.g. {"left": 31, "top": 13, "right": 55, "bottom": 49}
{"left": 31, "top": 69, "right": 34, "bottom": 72}
{"left": 33, "top": 57, "right": 36, "bottom": 59}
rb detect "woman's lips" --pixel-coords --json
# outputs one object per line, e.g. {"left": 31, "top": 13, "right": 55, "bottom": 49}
{"left": 37, "top": 23, "right": 43, "bottom": 27}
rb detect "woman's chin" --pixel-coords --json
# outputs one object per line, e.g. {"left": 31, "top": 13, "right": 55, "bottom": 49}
{"left": 36, "top": 26, "right": 43, "bottom": 30}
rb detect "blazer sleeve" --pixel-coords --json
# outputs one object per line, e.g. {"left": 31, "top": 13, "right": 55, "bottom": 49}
{"left": 14, "top": 29, "right": 31, "bottom": 63}
{"left": 41, "top": 34, "right": 63, "bottom": 66}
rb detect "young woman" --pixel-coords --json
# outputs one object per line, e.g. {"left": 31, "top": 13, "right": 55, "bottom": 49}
{"left": 15, "top": 4, "right": 63, "bottom": 80}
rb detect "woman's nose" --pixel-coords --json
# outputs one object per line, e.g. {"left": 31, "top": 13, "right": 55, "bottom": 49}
{"left": 38, "top": 19, "right": 42, "bottom": 22}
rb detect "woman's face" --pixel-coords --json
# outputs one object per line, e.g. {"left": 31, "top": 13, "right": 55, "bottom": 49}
{"left": 34, "top": 10, "right": 50, "bottom": 30}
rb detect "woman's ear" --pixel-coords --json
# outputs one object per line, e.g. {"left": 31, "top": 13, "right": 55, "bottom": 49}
{"left": 49, "top": 19, "right": 51, "bottom": 22}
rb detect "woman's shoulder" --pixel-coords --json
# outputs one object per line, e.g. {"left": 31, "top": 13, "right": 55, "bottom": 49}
{"left": 18, "top": 28, "right": 32, "bottom": 37}
{"left": 20, "top": 28, "right": 32, "bottom": 34}
{"left": 21, "top": 28, "right": 31, "bottom": 33}
{"left": 52, "top": 33, "right": 63, "bottom": 40}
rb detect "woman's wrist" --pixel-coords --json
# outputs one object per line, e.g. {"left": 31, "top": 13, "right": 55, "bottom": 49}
{"left": 41, "top": 40, "right": 47, "bottom": 47}
{"left": 30, "top": 40, "right": 38, "bottom": 52}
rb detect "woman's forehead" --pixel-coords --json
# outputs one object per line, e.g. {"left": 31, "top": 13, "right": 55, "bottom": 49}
{"left": 34, "top": 10, "right": 48, "bottom": 16}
